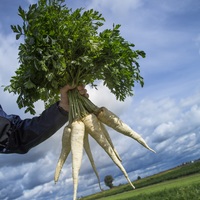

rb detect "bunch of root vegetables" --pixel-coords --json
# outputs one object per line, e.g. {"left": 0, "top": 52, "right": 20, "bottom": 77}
{"left": 6, "top": 1, "right": 156, "bottom": 199}
{"left": 54, "top": 89, "right": 155, "bottom": 200}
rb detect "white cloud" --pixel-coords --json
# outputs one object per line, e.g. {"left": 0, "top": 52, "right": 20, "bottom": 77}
{"left": 86, "top": 82, "right": 132, "bottom": 115}
{"left": 153, "top": 122, "right": 176, "bottom": 142}
{"left": 88, "top": 0, "right": 143, "bottom": 14}
{"left": 26, "top": 0, "right": 37, "bottom": 4}
{"left": 0, "top": 33, "right": 19, "bottom": 83}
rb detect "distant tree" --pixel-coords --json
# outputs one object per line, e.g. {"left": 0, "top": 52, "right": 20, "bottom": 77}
{"left": 137, "top": 176, "right": 141, "bottom": 180}
{"left": 104, "top": 175, "right": 114, "bottom": 189}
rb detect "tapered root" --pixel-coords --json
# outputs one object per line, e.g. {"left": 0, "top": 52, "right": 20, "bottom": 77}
{"left": 84, "top": 132, "right": 103, "bottom": 191}
{"left": 82, "top": 113, "right": 135, "bottom": 189}
{"left": 100, "top": 122, "right": 122, "bottom": 162}
{"left": 96, "top": 107, "right": 156, "bottom": 153}
{"left": 71, "top": 120, "right": 85, "bottom": 200}
{"left": 54, "top": 126, "right": 71, "bottom": 183}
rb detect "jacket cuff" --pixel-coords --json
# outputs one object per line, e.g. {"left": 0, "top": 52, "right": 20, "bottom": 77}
{"left": 56, "top": 101, "right": 69, "bottom": 116}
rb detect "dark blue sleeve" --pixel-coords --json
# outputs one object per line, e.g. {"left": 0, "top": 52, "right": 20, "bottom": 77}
{"left": 1, "top": 102, "right": 68, "bottom": 154}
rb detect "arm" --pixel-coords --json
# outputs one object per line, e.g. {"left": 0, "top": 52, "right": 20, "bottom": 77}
{"left": 3, "top": 85, "right": 88, "bottom": 154}
{"left": 8, "top": 102, "right": 69, "bottom": 154}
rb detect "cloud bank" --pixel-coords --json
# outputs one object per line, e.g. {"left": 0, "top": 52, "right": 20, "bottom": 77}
{"left": 0, "top": 0, "right": 200, "bottom": 199}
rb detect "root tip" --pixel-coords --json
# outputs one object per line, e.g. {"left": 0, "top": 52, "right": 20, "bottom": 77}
{"left": 150, "top": 149, "right": 156, "bottom": 153}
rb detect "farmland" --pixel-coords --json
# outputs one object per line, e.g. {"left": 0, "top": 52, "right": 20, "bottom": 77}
{"left": 81, "top": 160, "right": 200, "bottom": 200}
{"left": 97, "top": 174, "right": 200, "bottom": 200}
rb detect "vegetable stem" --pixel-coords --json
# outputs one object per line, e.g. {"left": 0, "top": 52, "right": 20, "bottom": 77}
{"left": 79, "top": 94, "right": 99, "bottom": 113}
{"left": 68, "top": 89, "right": 91, "bottom": 124}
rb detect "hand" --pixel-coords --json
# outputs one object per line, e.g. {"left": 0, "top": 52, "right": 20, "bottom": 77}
{"left": 59, "top": 85, "right": 88, "bottom": 111}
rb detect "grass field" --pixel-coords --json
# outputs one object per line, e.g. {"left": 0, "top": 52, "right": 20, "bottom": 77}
{"left": 81, "top": 161, "right": 200, "bottom": 200}
{"left": 97, "top": 173, "right": 200, "bottom": 200}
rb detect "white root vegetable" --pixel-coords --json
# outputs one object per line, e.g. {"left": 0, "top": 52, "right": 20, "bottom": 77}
{"left": 100, "top": 122, "right": 122, "bottom": 162}
{"left": 96, "top": 107, "right": 156, "bottom": 153}
{"left": 82, "top": 113, "right": 135, "bottom": 189}
{"left": 84, "top": 132, "right": 103, "bottom": 191}
{"left": 71, "top": 120, "right": 85, "bottom": 200}
{"left": 54, "top": 103, "right": 155, "bottom": 198}
{"left": 54, "top": 126, "right": 71, "bottom": 183}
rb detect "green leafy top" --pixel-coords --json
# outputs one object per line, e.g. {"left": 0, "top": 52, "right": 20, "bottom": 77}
{"left": 5, "top": 0, "right": 145, "bottom": 114}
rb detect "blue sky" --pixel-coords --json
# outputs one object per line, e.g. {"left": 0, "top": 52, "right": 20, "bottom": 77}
{"left": 0, "top": 0, "right": 200, "bottom": 199}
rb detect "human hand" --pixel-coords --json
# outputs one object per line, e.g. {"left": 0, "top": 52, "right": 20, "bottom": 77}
{"left": 59, "top": 85, "right": 88, "bottom": 111}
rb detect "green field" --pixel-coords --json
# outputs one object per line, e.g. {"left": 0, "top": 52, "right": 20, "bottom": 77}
{"left": 81, "top": 161, "right": 200, "bottom": 200}
{"left": 98, "top": 174, "right": 200, "bottom": 200}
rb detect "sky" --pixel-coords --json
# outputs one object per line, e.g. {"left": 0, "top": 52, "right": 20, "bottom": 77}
{"left": 0, "top": 0, "right": 200, "bottom": 199}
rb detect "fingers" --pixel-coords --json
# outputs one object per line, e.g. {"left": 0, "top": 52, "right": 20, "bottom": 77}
{"left": 77, "top": 85, "right": 89, "bottom": 98}
{"left": 60, "top": 85, "right": 75, "bottom": 94}
{"left": 60, "top": 84, "right": 89, "bottom": 98}
{"left": 62, "top": 84, "right": 84, "bottom": 92}
{"left": 77, "top": 85, "right": 85, "bottom": 91}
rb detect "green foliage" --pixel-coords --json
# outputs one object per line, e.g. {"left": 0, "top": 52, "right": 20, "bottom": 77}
{"left": 5, "top": 0, "right": 145, "bottom": 114}
{"left": 104, "top": 175, "right": 114, "bottom": 189}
